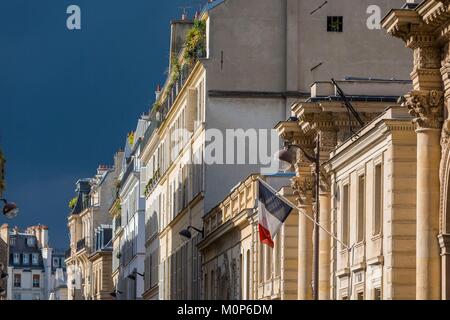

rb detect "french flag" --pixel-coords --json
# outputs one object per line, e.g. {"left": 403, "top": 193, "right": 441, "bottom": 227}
{"left": 258, "top": 179, "right": 293, "bottom": 248}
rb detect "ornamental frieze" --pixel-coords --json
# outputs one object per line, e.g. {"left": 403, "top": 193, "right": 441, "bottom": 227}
{"left": 414, "top": 46, "right": 442, "bottom": 69}
{"left": 404, "top": 90, "right": 444, "bottom": 130}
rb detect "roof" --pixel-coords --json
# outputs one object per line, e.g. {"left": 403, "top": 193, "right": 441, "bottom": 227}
{"left": 202, "top": 0, "right": 226, "bottom": 13}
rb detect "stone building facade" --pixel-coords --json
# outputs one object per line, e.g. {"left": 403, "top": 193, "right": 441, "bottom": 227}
{"left": 382, "top": 0, "right": 450, "bottom": 300}
{"left": 199, "top": 174, "right": 298, "bottom": 300}
{"left": 276, "top": 79, "right": 412, "bottom": 300}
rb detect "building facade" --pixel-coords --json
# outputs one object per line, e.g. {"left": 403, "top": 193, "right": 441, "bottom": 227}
{"left": 325, "top": 107, "right": 417, "bottom": 300}
{"left": 116, "top": 126, "right": 146, "bottom": 300}
{"left": 1, "top": 224, "right": 67, "bottom": 300}
{"left": 66, "top": 152, "right": 122, "bottom": 300}
{"left": 89, "top": 225, "right": 114, "bottom": 300}
{"left": 199, "top": 174, "right": 298, "bottom": 301}
{"left": 382, "top": 0, "right": 450, "bottom": 300}
{"left": 276, "top": 79, "right": 412, "bottom": 300}
{"left": 138, "top": 0, "right": 412, "bottom": 301}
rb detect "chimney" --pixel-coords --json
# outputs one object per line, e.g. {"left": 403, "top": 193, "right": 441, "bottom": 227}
{"left": 155, "top": 84, "right": 162, "bottom": 100}
{"left": 41, "top": 225, "right": 49, "bottom": 248}
{"left": 169, "top": 17, "right": 194, "bottom": 71}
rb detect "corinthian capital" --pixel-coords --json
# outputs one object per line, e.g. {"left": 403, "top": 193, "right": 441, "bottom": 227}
{"left": 404, "top": 90, "right": 444, "bottom": 130}
{"left": 291, "top": 174, "right": 314, "bottom": 206}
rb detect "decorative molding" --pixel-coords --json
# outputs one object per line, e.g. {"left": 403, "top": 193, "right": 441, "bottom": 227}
{"left": 404, "top": 90, "right": 444, "bottom": 129}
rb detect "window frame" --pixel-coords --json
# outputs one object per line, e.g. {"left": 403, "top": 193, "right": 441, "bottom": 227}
{"left": 327, "top": 16, "right": 343, "bottom": 32}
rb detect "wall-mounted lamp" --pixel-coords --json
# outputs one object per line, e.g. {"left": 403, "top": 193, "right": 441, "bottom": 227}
{"left": 179, "top": 226, "right": 204, "bottom": 239}
{"left": 1, "top": 199, "right": 19, "bottom": 219}
{"left": 127, "top": 270, "right": 144, "bottom": 281}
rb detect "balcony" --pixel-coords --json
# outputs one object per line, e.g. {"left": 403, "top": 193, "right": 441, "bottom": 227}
{"left": 76, "top": 238, "right": 86, "bottom": 252}
{"left": 121, "top": 159, "right": 138, "bottom": 186}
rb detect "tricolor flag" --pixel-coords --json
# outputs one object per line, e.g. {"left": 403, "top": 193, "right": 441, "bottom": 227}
{"left": 258, "top": 179, "right": 294, "bottom": 248}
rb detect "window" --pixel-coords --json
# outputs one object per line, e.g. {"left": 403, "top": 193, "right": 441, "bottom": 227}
{"left": 26, "top": 237, "right": 36, "bottom": 247}
{"left": 9, "top": 237, "right": 16, "bottom": 246}
{"left": 275, "top": 235, "right": 281, "bottom": 277}
{"left": 14, "top": 274, "right": 21, "bottom": 288}
{"left": 357, "top": 175, "right": 366, "bottom": 243}
{"left": 374, "top": 288, "right": 382, "bottom": 300}
{"left": 374, "top": 164, "right": 383, "bottom": 235}
{"left": 259, "top": 243, "right": 265, "bottom": 283}
{"left": 204, "top": 274, "right": 208, "bottom": 300}
{"left": 357, "top": 291, "right": 365, "bottom": 300}
{"left": 33, "top": 274, "right": 40, "bottom": 288}
{"left": 32, "top": 253, "right": 39, "bottom": 265}
{"left": 327, "top": 16, "right": 343, "bottom": 32}
{"left": 246, "top": 250, "right": 251, "bottom": 300}
{"left": 13, "top": 293, "right": 21, "bottom": 301}
{"left": 13, "top": 253, "right": 20, "bottom": 265}
{"left": 23, "top": 253, "right": 30, "bottom": 265}
{"left": 342, "top": 184, "right": 350, "bottom": 248}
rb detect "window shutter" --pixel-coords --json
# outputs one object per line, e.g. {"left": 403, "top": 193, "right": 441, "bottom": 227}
{"left": 140, "top": 166, "right": 147, "bottom": 197}
{"left": 186, "top": 87, "right": 198, "bottom": 133}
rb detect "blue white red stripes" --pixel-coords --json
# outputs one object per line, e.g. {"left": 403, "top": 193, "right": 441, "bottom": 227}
{"left": 258, "top": 179, "right": 293, "bottom": 248}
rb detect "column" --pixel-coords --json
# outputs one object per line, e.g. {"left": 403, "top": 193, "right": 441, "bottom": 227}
{"left": 317, "top": 130, "right": 335, "bottom": 300}
{"left": 405, "top": 41, "right": 444, "bottom": 299}
{"left": 292, "top": 158, "right": 314, "bottom": 300}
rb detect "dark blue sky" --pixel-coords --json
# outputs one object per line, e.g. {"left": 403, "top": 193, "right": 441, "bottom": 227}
{"left": 0, "top": 0, "right": 202, "bottom": 247}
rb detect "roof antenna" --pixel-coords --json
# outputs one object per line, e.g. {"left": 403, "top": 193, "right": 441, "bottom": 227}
{"left": 179, "top": 6, "right": 192, "bottom": 20}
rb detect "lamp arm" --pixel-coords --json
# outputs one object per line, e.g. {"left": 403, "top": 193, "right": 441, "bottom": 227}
{"left": 188, "top": 226, "right": 204, "bottom": 236}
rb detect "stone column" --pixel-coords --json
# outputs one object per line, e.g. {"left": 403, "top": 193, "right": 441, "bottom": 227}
{"left": 405, "top": 45, "right": 444, "bottom": 299}
{"left": 317, "top": 131, "right": 335, "bottom": 300}
{"left": 292, "top": 159, "right": 314, "bottom": 300}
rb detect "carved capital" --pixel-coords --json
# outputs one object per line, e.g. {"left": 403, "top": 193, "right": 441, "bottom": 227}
{"left": 291, "top": 175, "right": 314, "bottom": 206}
{"left": 404, "top": 90, "right": 444, "bottom": 130}
{"left": 414, "top": 46, "right": 442, "bottom": 69}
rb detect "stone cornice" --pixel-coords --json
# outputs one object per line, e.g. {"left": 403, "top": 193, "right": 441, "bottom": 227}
{"left": 383, "top": 1, "right": 450, "bottom": 46}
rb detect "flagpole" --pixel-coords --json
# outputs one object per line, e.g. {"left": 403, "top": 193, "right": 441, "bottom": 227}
{"left": 257, "top": 177, "right": 350, "bottom": 251}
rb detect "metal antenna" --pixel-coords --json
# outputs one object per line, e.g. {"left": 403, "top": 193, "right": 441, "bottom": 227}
{"left": 178, "top": 6, "right": 193, "bottom": 18}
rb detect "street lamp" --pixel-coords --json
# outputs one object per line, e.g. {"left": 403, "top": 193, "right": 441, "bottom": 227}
{"left": 1, "top": 199, "right": 19, "bottom": 219}
{"left": 179, "top": 226, "right": 204, "bottom": 239}
{"left": 127, "top": 270, "right": 144, "bottom": 281}
{"left": 276, "top": 133, "right": 321, "bottom": 301}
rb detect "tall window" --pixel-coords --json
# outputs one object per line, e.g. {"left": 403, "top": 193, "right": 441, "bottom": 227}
{"left": 32, "top": 253, "right": 39, "bottom": 265}
{"left": 374, "top": 164, "right": 383, "bottom": 235}
{"left": 246, "top": 250, "right": 251, "bottom": 300}
{"left": 374, "top": 288, "right": 382, "bottom": 300}
{"left": 13, "top": 253, "right": 20, "bottom": 265}
{"left": 265, "top": 246, "right": 272, "bottom": 281}
{"left": 357, "top": 175, "right": 366, "bottom": 243}
{"left": 204, "top": 273, "right": 208, "bottom": 300}
{"left": 23, "top": 253, "right": 29, "bottom": 265}
{"left": 275, "top": 235, "right": 281, "bottom": 276}
{"left": 259, "top": 243, "right": 265, "bottom": 283}
{"left": 342, "top": 184, "right": 350, "bottom": 247}
{"left": 14, "top": 274, "right": 21, "bottom": 288}
{"left": 33, "top": 274, "right": 40, "bottom": 288}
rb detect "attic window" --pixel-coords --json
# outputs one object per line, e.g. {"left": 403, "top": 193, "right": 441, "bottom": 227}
{"left": 327, "top": 16, "right": 343, "bottom": 32}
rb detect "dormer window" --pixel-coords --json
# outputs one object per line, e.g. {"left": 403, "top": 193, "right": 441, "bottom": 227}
{"left": 26, "top": 237, "right": 36, "bottom": 247}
